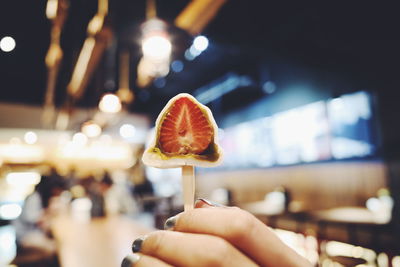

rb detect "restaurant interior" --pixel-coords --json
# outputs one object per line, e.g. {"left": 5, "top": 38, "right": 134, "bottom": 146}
{"left": 1, "top": 1, "right": 400, "bottom": 266}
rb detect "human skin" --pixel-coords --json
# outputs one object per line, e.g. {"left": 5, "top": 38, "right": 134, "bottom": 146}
{"left": 123, "top": 199, "right": 313, "bottom": 267}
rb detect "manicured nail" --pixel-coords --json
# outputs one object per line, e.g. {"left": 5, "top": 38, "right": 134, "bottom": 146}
{"left": 121, "top": 253, "right": 140, "bottom": 267}
{"left": 196, "top": 198, "right": 225, "bottom": 207}
{"left": 132, "top": 236, "right": 146, "bottom": 253}
{"left": 164, "top": 215, "right": 178, "bottom": 230}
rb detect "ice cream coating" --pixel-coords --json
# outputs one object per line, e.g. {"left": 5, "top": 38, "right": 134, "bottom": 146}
{"left": 142, "top": 93, "right": 223, "bottom": 168}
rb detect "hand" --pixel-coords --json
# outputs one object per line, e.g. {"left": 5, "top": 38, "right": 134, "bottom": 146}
{"left": 122, "top": 199, "right": 312, "bottom": 267}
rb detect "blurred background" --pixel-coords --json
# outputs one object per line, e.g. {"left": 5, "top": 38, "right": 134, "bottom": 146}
{"left": 1, "top": 1, "right": 400, "bottom": 266}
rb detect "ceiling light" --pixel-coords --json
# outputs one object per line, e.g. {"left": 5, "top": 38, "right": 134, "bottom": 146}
{"left": 0, "top": 36, "right": 16, "bottom": 52}
{"left": 99, "top": 93, "right": 122, "bottom": 113}
{"left": 193, "top": 35, "right": 209, "bottom": 52}
{"left": 141, "top": 19, "right": 171, "bottom": 62}
{"left": 46, "top": 0, "right": 58, "bottom": 19}
{"left": 142, "top": 34, "right": 171, "bottom": 61}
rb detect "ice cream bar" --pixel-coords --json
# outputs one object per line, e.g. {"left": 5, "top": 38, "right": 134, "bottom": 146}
{"left": 142, "top": 93, "right": 223, "bottom": 168}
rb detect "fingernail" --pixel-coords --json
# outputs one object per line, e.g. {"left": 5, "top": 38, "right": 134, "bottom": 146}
{"left": 196, "top": 198, "right": 225, "bottom": 207}
{"left": 132, "top": 236, "right": 146, "bottom": 253}
{"left": 164, "top": 215, "right": 178, "bottom": 230}
{"left": 121, "top": 253, "right": 140, "bottom": 267}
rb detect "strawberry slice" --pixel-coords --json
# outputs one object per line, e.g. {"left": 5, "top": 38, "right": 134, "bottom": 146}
{"left": 159, "top": 97, "right": 213, "bottom": 155}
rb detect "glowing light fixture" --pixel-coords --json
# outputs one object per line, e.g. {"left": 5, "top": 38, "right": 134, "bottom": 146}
{"left": 137, "top": 18, "right": 172, "bottom": 84}
{"left": 142, "top": 35, "right": 171, "bottom": 61}
{"left": 393, "top": 256, "right": 400, "bottom": 267}
{"left": 119, "top": 124, "right": 136, "bottom": 139}
{"left": 0, "top": 36, "right": 16, "bottom": 52}
{"left": 46, "top": 0, "right": 58, "bottom": 19}
{"left": 82, "top": 121, "right": 102, "bottom": 138}
{"left": 24, "top": 131, "right": 38, "bottom": 145}
{"left": 193, "top": 35, "right": 209, "bottom": 52}
{"left": 141, "top": 19, "right": 171, "bottom": 61}
{"left": 184, "top": 35, "right": 209, "bottom": 60}
{"left": 99, "top": 93, "right": 122, "bottom": 113}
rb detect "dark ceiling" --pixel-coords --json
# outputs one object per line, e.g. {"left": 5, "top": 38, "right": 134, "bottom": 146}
{"left": 0, "top": 1, "right": 399, "bottom": 120}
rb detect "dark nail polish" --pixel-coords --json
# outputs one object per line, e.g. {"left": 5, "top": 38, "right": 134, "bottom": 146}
{"left": 197, "top": 198, "right": 225, "bottom": 207}
{"left": 132, "top": 236, "right": 146, "bottom": 253}
{"left": 121, "top": 253, "right": 140, "bottom": 267}
{"left": 164, "top": 215, "right": 177, "bottom": 230}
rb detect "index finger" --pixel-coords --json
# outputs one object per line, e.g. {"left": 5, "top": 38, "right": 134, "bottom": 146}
{"left": 167, "top": 203, "right": 312, "bottom": 267}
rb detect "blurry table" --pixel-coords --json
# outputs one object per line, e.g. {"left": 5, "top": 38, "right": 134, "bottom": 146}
{"left": 309, "top": 206, "right": 389, "bottom": 225}
{"left": 307, "top": 206, "right": 393, "bottom": 250}
{"left": 51, "top": 214, "right": 153, "bottom": 267}
{"left": 240, "top": 201, "right": 310, "bottom": 232}
{"left": 240, "top": 201, "right": 285, "bottom": 216}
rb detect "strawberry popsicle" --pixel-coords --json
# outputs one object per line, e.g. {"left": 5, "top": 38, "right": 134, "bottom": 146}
{"left": 142, "top": 93, "right": 223, "bottom": 168}
{"left": 142, "top": 93, "right": 223, "bottom": 211}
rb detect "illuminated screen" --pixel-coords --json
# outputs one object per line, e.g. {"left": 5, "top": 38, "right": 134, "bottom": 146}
{"left": 327, "top": 92, "right": 375, "bottom": 159}
{"left": 271, "top": 101, "right": 331, "bottom": 165}
{"left": 219, "top": 91, "right": 376, "bottom": 169}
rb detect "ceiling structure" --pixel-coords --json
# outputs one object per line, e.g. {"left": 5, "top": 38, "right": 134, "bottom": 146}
{"left": 0, "top": 1, "right": 399, "bottom": 122}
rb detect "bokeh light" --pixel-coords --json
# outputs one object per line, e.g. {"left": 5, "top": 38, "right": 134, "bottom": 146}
{"left": 99, "top": 93, "right": 122, "bottom": 113}
{"left": 82, "top": 121, "right": 102, "bottom": 138}
{"left": 193, "top": 35, "right": 209, "bottom": 52}
{"left": 142, "top": 35, "right": 171, "bottom": 60}
{"left": 0, "top": 36, "right": 16, "bottom": 52}
{"left": 24, "top": 131, "right": 38, "bottom": 144}
{"left": 119, "top": 124, "right": 136, "bottom": 139}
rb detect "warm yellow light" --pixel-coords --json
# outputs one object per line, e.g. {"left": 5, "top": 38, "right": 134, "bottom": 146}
{"left": 119, "top": 124, "right": 136, "bottom": 139}
{"left": 392, "top": 256, "right": 400, "bottom": 267}
{"left": 377, "top": 253, "right": 389, "bottom": 267}
{"left": 24, "top": 131, "right": 38, "bottom": 144}
{"left": 142, "top": 34, "right": 171, "bottom": 61}
{"left": 82, "top": 121, "right": 102, "bottom": 138}
{"left": 67, "top": 38, "right": 95, "bottom": 96}
{"left": 99, "top": 93, "right": 122, "bottom": 113}
{"left": 72, "top": 132, "right": 88, "bottom": 146}
{"left": 0, "top": 143, "right": 45, "bottom": 164}
{"left": 0, "top": 36, "right": 16, "bottom": 52}
{"left": 46, "top": 0, "right": 58, "bottom": 19}
{"left": 6, "top": 172, "right": 41, "bottom": 186}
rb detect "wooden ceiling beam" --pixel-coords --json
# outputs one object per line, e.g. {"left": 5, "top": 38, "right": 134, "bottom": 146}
{"left": 175, "top": 0, "right": 227, "bottom": 35}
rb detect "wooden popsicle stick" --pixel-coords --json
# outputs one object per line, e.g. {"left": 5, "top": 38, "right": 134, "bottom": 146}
{"left": 181, "top": 165, "right": 195, "bottom": 211}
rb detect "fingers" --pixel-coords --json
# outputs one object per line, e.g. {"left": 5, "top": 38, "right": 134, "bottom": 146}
{"left": 168, "top": 204, "right": 312, "bottom": 267}
{"left": 121, "top": 253, "right": 173, "bottom": 267}
{"left": 194, "top": 198, "right": 226, "bottom": 208}
{"left": 134, "top": 230, "right": 258, "bottom": 267}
